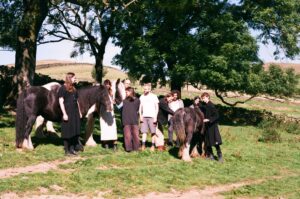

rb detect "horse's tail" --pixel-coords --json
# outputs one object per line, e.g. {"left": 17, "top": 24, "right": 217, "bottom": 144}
{"left": 16, "top": 91, "right": 27, "bottom": 148}
{"left": 173, "top": 108, "right": 186, "bottom": 146}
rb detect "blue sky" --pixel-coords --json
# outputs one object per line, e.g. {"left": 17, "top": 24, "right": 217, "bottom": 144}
{"left": 0, "top": 37, "right": 299, "bottom": 67}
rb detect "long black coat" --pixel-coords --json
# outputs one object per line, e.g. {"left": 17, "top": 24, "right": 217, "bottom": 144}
{"left": 58, "top": 86, "right": 81, "bottom": 139}
{"left": 157, "top": 98, "right": 174, "bottom": 125}
{"left": 201, "top": 101, "right": 222, "bottom": 146}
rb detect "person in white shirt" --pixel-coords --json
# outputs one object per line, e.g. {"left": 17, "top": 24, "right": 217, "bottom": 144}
{"left": 139, "top": 83, "right": 159, "bottom": 151}
{"left": 168, "top": 90, "right": 184, "bottom": 146}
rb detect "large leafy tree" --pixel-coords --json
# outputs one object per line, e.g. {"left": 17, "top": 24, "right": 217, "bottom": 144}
{"left": 114, "top": 0, "right": 300, "bottom": 104}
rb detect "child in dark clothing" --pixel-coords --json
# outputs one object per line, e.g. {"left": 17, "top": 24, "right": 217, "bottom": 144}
{"left": 122, "top": 87, "right": 141, "bottom": 152}
{"left": 201, "top": 92, "right": 223, "bottom": 162}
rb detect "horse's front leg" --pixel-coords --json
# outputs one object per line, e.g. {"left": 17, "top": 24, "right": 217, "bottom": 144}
{"left": 22, "top": 115, "right": 37, "bottom": 150}
{"left": 182, "top": 126, "right": 194, "bottom": 162}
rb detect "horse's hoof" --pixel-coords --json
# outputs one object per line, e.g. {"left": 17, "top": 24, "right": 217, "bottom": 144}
{"left": 182, "top": 157, "right": 192, "bottom": 162}
{"left": 85, "top": 141, "right": 97, "bottom": 147}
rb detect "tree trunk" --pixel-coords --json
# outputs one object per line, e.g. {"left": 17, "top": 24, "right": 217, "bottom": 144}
{"left": 167, "top": 60, "right": 183, "bottom": 92}
{"left": 95, "top": 55, "right": 104, "bottom": 83}
{"left": 170, "top": 76, "right": 183, "bottom": 92}
{"left": 94, "top": 35, "right": 109, "bottom": 83}
{"left": 13, "top": 0, "right": 49, "bottom": 95}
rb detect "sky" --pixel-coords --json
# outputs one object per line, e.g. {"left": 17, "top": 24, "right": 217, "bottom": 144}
{"left": 0, "top": 37, "right": 300, "bottom": 67}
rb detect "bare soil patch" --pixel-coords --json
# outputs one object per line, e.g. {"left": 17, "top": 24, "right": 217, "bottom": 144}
{"left": 0, "top": 156, "right": 82, "bottom": 179}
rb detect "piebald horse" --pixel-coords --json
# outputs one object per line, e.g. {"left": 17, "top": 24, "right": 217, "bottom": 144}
{"left": 16, "top": 83, "right": 114, "bottom": 150}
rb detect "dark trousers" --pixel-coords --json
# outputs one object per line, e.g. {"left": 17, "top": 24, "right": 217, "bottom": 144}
{"left": 168, "top": 119, "right": 174, "bottom": 143}
{"left": 123, "top": 125, "right": 140, "bottom": 152}
{"left": 206, "top": 144, "right": 222, "bottom": 157}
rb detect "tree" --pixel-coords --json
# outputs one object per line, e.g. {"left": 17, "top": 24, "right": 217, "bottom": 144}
{"left": 113, "top": 0, "right": 300, "bottom": 103}
{"left": 40, "top": 0, "right": 137, "bottom": 83}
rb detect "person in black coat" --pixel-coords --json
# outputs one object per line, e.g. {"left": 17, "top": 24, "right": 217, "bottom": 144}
{"left": 154, "top": 93, "right": 174, "bottom": 150}
{"left": 201, "top": 92, "right": 223, "bottom": 162}
{"left": 157, "top": 93, "right": 175, "bottom": 131}
{"left": 58, "top": 72, "right": 82, "bottom": 156}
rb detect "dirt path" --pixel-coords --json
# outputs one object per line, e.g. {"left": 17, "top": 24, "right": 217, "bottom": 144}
{"left": 0, "top": 177, "right": 286, "bottom": 199}
{"left": 0, "top": 156, "right": 82, "bottom": 179}
{"left": 0, "top": 158, "right": 294, "bottom": 199}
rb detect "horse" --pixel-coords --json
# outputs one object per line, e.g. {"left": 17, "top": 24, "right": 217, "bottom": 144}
{"left": 16, "top": 84, "right": 113, "bottom": 150}
{"left": 31, "top": 79, "right": 126, "bottom": 148}
{"left": 172, "top": 107, "right": 205, "bottom": 161}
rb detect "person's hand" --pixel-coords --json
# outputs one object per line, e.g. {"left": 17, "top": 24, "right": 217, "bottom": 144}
{"left": 79, "top": 112, "right": 82, "bottom": 118}
{"left": 140, "top": 117, "right": 143, "bottom": 123}
{"left": 63, "top": 114, "right": 68, "bottom": 121}
{"left": 203, "top": 119, "right": 210, "bottom": 123}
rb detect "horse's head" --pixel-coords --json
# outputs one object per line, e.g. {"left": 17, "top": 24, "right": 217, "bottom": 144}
{"left": 97, "top": 85, "right": 112, "bottom": 112}
{"left": 113, "top": 79, "right": 126, "bottom": 105}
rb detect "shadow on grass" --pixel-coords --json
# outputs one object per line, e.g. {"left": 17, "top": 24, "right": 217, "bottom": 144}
{"left": 182, "top": 98, "right": 269, "bottom": 126}
{"left": 32, "top": 133, "right": 62, "bottom": 148}
{"left": 168, "top": 147, "right": 180, "bottom": 160}
{"left": 0, "top": 111, "right": 15, "bottom": 128}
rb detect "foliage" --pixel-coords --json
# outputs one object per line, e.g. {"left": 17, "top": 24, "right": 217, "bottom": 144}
{"left": 258, "top": 128, "right": 282, "bottom": 143}
{"left": 0, "top": 0, "right": 23, "bottom": 50}
{"left": 113, "top": 0, "right": 300, "bottom": 100}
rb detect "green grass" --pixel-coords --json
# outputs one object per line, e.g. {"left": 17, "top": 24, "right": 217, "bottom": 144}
{"left": 0, "top": 110, "right": 299, "bottom": 198}
{"left": 223, "top": 176, "right": 300, "bottom": 199}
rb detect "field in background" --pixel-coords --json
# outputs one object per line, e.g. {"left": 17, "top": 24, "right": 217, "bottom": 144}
{"left": 36, "top": 61, "right": 300, "bottom": 119}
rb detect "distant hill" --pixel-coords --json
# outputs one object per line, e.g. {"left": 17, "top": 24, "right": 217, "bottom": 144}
{"left": 264, "top": 62, "right": 300, "bottom": 73}
{"left": 35, "top": 60, "right": 127, "bottom": 82}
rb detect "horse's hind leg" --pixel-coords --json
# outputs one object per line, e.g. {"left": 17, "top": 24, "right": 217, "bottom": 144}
{"left": 46, "top": 121, "right": 56, "bottom": 133}
{"left": 22, "top": 115, "right": 37, "bottom": 150}
{"left": 85, "top": 112, "right": 97, "bottom": 146}
{"left": 190, "top": 133, "right": 200, "bottom": 158}
{"left": 35, "top": 116, "right": 46, "bottom": 138}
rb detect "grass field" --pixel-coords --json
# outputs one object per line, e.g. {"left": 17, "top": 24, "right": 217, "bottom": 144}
{"left": 0, "top": 61, "right": 299, "bottom": 198}
{"left": 0, "top": 111, "right": 299, "bottom": 198}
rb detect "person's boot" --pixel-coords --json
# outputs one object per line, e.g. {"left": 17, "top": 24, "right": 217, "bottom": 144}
{"left": 167, "top": 141, "right": 173, "bottom": 147}
{"left": 69, "top": 145, "right": 78, "bottom": 155}
{"left": 206, "top": 154, "right": 215, "bottom": 161}
{"left": 64, "top": 139, "right": 71, "bottom": 156}
{"left": 113, "top": 144, "right": 117, "bottom": 152}
{"left": 218, "top": 153, "right": 224, "bottom": 163}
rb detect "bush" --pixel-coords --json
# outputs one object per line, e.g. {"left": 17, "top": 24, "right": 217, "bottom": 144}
{"left": 283, "top": 122, "right": 300, "bottom": 135}
{"left": 258, "top": 128, "right": 282, "bottom": 143}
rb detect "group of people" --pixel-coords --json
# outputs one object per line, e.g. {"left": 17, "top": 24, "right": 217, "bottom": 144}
{"left": 58, "top": 72, "right": 223, "bottom": 162}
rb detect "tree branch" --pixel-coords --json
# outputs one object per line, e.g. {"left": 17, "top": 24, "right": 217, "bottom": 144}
{"left": 215, "top": 90, "right": 256, "bottom": 106}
